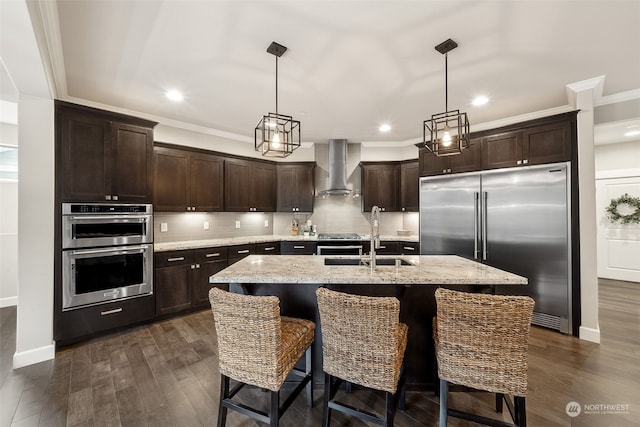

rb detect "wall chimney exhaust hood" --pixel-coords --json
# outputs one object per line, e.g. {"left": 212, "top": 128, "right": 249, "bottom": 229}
{"left": 324, "top": 139, "right": 351, "bottom": 195}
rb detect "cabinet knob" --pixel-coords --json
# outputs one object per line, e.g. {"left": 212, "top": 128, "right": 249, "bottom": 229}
{"left": 402, "top": 207, "right": 406, "bottom": 212}
{"left": 523, "top": 159, "right": 529, "bottom": 165}
{"left": 442, "top": 169, "right": 447, "bottom": 174}
{"left": 105, "top": 195, "right": 111, "bottom": 200}
{"left": 186, "top": 207, "right": 191, "bottom": 211}
{"left": 113, "top": 195, "right": 119, "bottom": 201}
{"left": 447, "top": 169, "right": 452, "bottom": 173}
{"left": 517, "top": 160, "right": 522, "bottom": 165}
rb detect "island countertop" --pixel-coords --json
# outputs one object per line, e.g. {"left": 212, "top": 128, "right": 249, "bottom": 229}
{"left": 209, "top": 254, "right": 527, "bottom": 286}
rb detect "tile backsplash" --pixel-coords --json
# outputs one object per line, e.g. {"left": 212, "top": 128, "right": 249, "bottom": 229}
{"left": 154, "top": 199, "right": 419, "bottom": 243}
{"left": 154, "top": 212, "right": 273, "bottom": 243}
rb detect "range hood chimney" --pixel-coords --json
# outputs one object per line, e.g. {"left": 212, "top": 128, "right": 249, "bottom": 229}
{"left": 325, "top": 139, "right": 351, "bottom": 195}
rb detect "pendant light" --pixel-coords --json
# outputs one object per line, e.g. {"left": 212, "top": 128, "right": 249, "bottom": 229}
{"left": 255, "top": 41, "right": 301, "bottom": 158}
{"left": 424, "top": 38, "right": 470, "bottom": 156}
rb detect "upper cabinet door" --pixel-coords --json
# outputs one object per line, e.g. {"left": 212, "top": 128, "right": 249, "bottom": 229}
{"left": 251, "top": 161, "right": 277, "bottom": 212}
{"left": 189, "top": 152, "right": 224, "bottom": 211}
{"left": 419, "top": 149, "right": 451, "bottom": 176}
{"left": 59, "top": 109, "right": 110, "bottom": 202}
{"left": 400, "top": 161, "right": 419, "bottom": 212}
{"left": 154, "top": 146, "right": 189, "bottom": 211}
{"left": 450, "top": 137, "right": 482, "bottom": 173}
{"left": 277, "top": 163, "right": 315, "bottom": 212}
{"left": 522, "top": 121, "right": 572, "bottom": 166}
{"left": 57, "top": 101, "right": 156, "bottom": 203}
{"left": 481, "top": 130, "right": 523, "bottom": 170}
{"left": 111, "top": 122, "right": 154, "bottom": 203}
{"left": 361, "top": 163, "right": 399, "bottom": 212}
{"left": 224, "top": 158, "right": 252, "bottom": 211}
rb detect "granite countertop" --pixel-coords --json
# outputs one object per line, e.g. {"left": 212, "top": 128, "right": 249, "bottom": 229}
{"left": 208, "top": 254, "right": 527, "bottom": 286}
{"left": 154, "top": 234, "right": 419, "bottom": 252}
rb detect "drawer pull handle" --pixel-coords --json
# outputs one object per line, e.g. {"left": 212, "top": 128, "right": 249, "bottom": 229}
{"left": 264, "top": 247, "right": 275, "bottom": 251}
{"left": 293, "top": 245, "right": 305, "bottom": 249}
{"left": 379, "top": 245, "right": 386, "bottom": 249}
{"left": 205, "top": 253, "right": 221, "bottom": 258}
{"left": 167, "top": 257, "right": 185, "bottom": 262}
{"left": 237, "top": 250, "right": 250, "bottom": 254}
{"left": 403, "top": 246, "right": 415, "bottom": 251}
{"left": 101, "top": 308, "right": 123, "bottom": 316}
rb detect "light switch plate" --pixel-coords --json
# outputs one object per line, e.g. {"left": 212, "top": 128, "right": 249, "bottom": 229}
{"left": 204, "top": 221, "right": 210, "bottom": 230}
{"left": 160, "top": 223, "right": 168, "bottom": 232}
{"left": 235, "top": 220, "right": 241, "bottom": 229}
{"left": 264, "top": 219, "right": 269, "bottom": 227}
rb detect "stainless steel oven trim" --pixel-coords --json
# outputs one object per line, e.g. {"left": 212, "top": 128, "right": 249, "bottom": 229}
{"left": 62, "top": 213, "right": 153, "bottom": 249}
{"left": 317, "top": 245, "right": 363, "bottom": 256}
{"left": 62, "top": 244, "right": 153, "bottom": 311}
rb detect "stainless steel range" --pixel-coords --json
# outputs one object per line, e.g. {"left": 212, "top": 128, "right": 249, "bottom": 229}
{"left": 61, "top": 203, "right": 153, "bottom": 311}
{"left": 317, "top": 233, "right": 364, "bottom": 255}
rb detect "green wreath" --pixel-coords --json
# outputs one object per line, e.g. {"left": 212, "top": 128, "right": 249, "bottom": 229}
{"left": 606, "top": 193, "right": 640, "bottom": 224}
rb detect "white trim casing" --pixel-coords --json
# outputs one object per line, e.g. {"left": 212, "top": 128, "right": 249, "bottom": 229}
{"left": 13, "top": 343, "right": 55, "bottom": 369}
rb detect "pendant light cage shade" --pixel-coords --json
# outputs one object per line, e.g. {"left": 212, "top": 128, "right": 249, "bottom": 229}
{"left": 424, "top": 109, "right": 470, "bottom": 157}
{"left": 255, "top": 112, "right": 301, "bottom": 158}
{"left": 255, "top": 41, "right": 301, "bottom": 158}
{"left": 423, "top": 38, "right": 471, "bottom": 157}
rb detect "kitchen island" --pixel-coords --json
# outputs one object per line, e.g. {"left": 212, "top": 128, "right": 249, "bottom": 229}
{"left": 209, "top": 254, "right": 527, "bottom": 389}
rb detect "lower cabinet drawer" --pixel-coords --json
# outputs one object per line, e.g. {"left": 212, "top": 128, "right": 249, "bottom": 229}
{"left": 55, "top": 295, "right": 155, "bottom": 344}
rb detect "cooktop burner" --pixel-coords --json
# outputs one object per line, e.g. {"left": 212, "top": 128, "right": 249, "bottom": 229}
{"left": 318, "top": 233, "right": 362, "bottom": 240}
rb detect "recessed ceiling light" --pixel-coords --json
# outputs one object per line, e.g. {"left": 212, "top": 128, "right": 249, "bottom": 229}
{"left": 624, "top": 130, "right": 640, "bottom": 137}
{"left": 379, "top": 124, "right": 391, "bottom": 132}
{"left": 472, "top": 96, "right": 489, "bottom": 106}
{"left": 165, "top": 90, "right": 184, "bottom": 102}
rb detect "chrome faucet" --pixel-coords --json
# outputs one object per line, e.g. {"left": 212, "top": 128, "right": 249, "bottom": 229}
{"left": 370, "top": 205, "right": 381, "bottom": 272}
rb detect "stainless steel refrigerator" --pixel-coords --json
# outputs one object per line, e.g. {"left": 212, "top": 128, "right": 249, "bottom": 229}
{"left": 420, "top": 162, "right": 572, "bottom": 333}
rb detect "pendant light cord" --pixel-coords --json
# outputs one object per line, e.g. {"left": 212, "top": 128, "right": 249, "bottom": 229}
{"left": 444, "top": 52, "right": 448, "bottom": 113}
{"left": 275, "top": 56, "right": 279, "bottom": 115}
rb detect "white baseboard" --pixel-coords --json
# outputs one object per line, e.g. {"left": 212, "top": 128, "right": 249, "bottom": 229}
{"left": 579, "top": 325, "right": 601, "bottom": 344}
{"left": 13, "top": 343, "right": 55, "bottom": 369}
{"left": 0, "top": 296, "right": 18, "bottom": 308}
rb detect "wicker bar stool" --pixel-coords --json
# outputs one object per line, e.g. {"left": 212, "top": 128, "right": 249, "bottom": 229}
{"left": 208, "top": 287, "right": 315, "bottom": 427}
{"left": 316, "top": 287, "right": 408, "bottom": 427}
{"left": 434, "top": 288, "right": 535, "bottom": 427}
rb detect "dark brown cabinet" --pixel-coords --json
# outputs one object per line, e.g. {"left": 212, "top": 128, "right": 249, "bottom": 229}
{"left": 482, "top": 117, "right": 573, "bottom": 170}
{"left": 419, "top": 138, "right": 482, "bottom": 176}
{"left": 154, "top": 250, "right": 195, "bottom": 316}
{"left": 155, "top": 247, "right": 230, "bottom": 314}
{"left": 154, "top": 145, "right": 224, "bottom": 212}
{"left": 224, "top": 158, "right": 277, "bottom": 212}
{"left": 257, "top": 241, "right": 281, "bottom": 255}
{"left": 57, "top": 101, "right": 155, "bottom": 203}
{"left": 361, "top": 163, "right": 400, "bottom": 212}
{"left": 281, "top": 241, "right": 318, "bottom": 254}
{"left": 399, "top": 241, "right": 420, "bottom": 255}
{"left": 227, "top": 244, "right": 256, "bottom": 264}
{"left": 400, "top": 161, "right": 419, "bottom": 212}
{"left": 55, "top": 295, "right": 155, "bottom": 345}
{"left": 277, "top": 163, "right": 315, "bottom": 212}
{"left": 192, "top": 247, "right": 229, "bottom": 309}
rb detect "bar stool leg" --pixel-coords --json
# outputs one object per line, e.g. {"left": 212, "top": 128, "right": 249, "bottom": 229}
{"left": 439, "top": 379, "right": 448, "bottom": 427}
{"left": 322, "top": 373, "right": 333, "bottom": 427}
{"left": 270, "top": 390, "right": 280, "bottom": 427}
{"left": 217, "top": 375, "right": 229, "bottom": 427}
{"left": 305, "top": 346, "right": 313, "bottom": 407}
{"left": 496, "top": 393, "right": 504, "bottom": 413}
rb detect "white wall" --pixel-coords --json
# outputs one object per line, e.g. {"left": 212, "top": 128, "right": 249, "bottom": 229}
{"left": 0, "top": 181, "right": 18, "bottom": 307}
{"left": 0, "top": 119, "right": 19, "bottom": 307}
{"left": 595, "top": 140, "right": 640, "bottom": 171}
{"left": 14, "top": 95, "right": 55, "bottom": 368}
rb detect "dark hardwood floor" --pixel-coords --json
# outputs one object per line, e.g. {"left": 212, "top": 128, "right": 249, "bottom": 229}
{"left": 1, "top": 279, "right": 638, "bottom": 426}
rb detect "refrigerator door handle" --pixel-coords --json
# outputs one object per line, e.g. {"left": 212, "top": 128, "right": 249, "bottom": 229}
{"left": 482, "top": 191, "right": 488, "bottom": 261}
{"left": 474, "top": 192, "right": 480, "bottom": 259}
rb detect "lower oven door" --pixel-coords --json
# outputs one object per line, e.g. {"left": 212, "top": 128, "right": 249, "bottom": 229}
{"left": 62, "top": 244, "right": 153, "bottom": 310}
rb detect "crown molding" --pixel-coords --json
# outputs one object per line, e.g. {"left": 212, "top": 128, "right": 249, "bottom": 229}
{"left": 596, "top": 88, "right": 640, "bottom": 106}
{"left": 25, "top": 0, "right": 67, "bottom": 99}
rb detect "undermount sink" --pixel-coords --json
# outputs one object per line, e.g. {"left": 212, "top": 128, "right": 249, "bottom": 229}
{"left": 324, "top": 258, "right": 413, "bottom": 266}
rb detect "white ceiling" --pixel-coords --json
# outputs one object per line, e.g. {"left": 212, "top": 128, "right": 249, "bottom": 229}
{"left": 33, "top": 1, "right": 640, "bottom": 144}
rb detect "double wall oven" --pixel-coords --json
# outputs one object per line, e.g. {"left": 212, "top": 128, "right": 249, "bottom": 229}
{"left": 62, "top": 203, "right": 153, "bottom": 311}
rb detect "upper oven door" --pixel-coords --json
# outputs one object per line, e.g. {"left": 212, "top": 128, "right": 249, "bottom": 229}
{"left": 62, "top": 204, "right": 153, "bottom": 249}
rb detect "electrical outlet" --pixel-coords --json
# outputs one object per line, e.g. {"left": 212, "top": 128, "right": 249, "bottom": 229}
{"left": 235, "top": 220, "right": 241, "bottom": 229}
{"left": 203, "top": 221, "right": 210, "bottom": 230}
{"left": 160, "top": 223, "right": 168, "bottom": 232}
{"left": 264, "top": 219, "right": 269, "bottom": 228}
